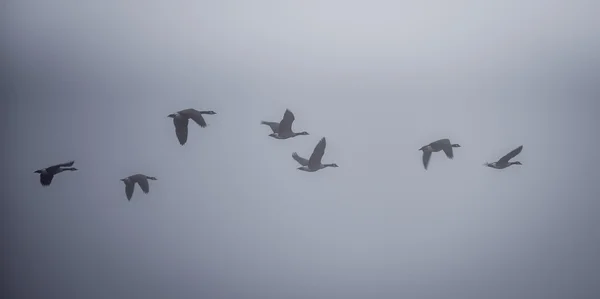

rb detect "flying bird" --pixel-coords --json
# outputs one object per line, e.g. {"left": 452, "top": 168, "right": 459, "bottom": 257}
{"left": 293, "top": 137, "right": 338, "bottom": 172}
{"left": 120, "top": 174, "right": 157, "bottom": 201}
{"left": 34, "top": 161, "right": 78, "bottom": 186}
{"left": 484, "top": 145, "right": 523, "bottom": 169}
{"left": 419, "top": 138, "right": 461, "bottom": 170}
{"left": 261, "top": 109, "right": 309, "bottom": 139}
{"left": 168, "top": 108, "right": 216, "bottom": 145}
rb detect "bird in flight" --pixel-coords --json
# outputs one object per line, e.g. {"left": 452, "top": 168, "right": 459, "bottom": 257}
{"left": 261, "top": 109, "right": 309, "bottom": 140}
{"left": 120, "top": 174, "right": 158, "bottom": 201}
{"left": 484, "top": 145, "right": 523, "bottom": 169}
{"left": 34, "top": 161, "right": 78, "bottom": 186}
{"left": 418, "top": 138, "right": 461, "bottom": 170}
{"left": 168, "top": 108, "right": 216, "bottom": 145}
{"left": 293, "top": 137, "right": 339, "bottom": 172}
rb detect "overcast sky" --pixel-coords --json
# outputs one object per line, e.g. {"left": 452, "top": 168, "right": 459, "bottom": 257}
{"left": 2, "top": 1, "right": 600, "bottom": 298}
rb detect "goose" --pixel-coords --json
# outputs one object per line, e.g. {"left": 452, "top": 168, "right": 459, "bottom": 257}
{"left": 419, "top": 138, "right": 461, "bottom": 170}
{"left": 261, "top": 109, "right": 309, "bottom": 139}
{"left": 120, "top": 174, "right": 157, "bottom": 201}
{"left": 168, "top": 108, "right": 216, "bottom": 145}
{"left": 34, "top": 160, "right": 78, "bottom": 186}
{"left": 484, "top": 145, "right": 523, "bottom": 169}
{"left": 293, "top": 137, "right": 338, "bottom": 172}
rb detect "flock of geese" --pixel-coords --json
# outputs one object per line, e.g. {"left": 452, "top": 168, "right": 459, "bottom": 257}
{"left": 33, "top": 108, "right": 524, "bottom": 200}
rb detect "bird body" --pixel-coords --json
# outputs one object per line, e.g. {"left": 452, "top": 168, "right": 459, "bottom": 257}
{"left": 485, "top": 145, "right": 523, "bottom": 169}
{"left": 34, "top": 161, "right": 77, "bottom": 186}
{"left": 293, "top": 137, "right": 338, "bottom": 172}
{"left": 419, "top": 138, "right": 461, "bottom": 170}
{"left": 168, "top": 108, "right": 216, "bottom": 145}
{"left": 262, "top": 109, "right": 308, "bottom": 139}
{"left": 120, "top": 174, "right": 157, "bottom": 201}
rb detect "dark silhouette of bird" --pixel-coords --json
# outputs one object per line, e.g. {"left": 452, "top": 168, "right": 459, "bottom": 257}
{"left": 261, "top": 109, "right": 309, "bottom": 139}
{"left": 168, "top": 108, "right": 216, "bottom": 145}
{"left": 293, "top": 137, "right": 338, "bottom": 172}
{"left": 484, "top": 145, "right": 523, "bottom": 169}
{"left": 419, "top": 139, "right": 461, "bottom": 170}
{"left": 120, "top": 174, "right": 157, "bottom": 201}
{"left": 34, "top": 161, "right": 78, "bottom": 186}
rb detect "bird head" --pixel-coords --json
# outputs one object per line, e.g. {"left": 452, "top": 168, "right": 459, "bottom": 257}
{"left": 204, "top": 111, "right": 217, "bottom": 115}
{"left": 298, "top": 131, "right": 309, "bottom": 136}
{"left": 329, "top": 163, "right": 339, "bottom": 168}
{"left": 512, "top": 161, "right": 522, "bottom": 165}
{"left": 167, "top": 113, "right": 177, "bottom": 118}
{"left": 452, "top": 144, "right": 461, "bottom": 148}
{"left": 34, "top": 169, "right": 42, "bottom": 174}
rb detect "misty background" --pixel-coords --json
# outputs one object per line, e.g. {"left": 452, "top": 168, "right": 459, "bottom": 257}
{"left": 1, "top": 1, "right": 600, "bottom": 298}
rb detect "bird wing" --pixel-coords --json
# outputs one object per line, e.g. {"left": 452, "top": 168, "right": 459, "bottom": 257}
{"left": 47, "top": 160, "right": 75, "bottom": 172}
{"left": 40, "top": 174, "right": 53, "bottom": 186}
{"left": 498, "top": 145, "right": 523, "bottom": 164}
{"left": 278, "top": 109, "right": 295, "bottom": 134}
{"left": 308, "top": 137, "right": 326, "bottom": 168}
{"left": 292, "top": 152, "right": 309, "bottom": 166}
{"left": 422, "top": 151, "right": 432, "bottom": 170}
{"left": 173, "top": 118, "right": 189, "bottom": 145}
{"left": 125, "top": 182, "right": 134, "bottom": 200}
{"left": 137, "top": 178, "right": 150, "bottom": 194}
{"left": 442, "top": 146, "right": 454, "bottom": 159}
{"left": 261, "top": 121, "right": 279, "bottom": 133}
{"left": 181, "top": 109, "right": 208, "bottom": 128}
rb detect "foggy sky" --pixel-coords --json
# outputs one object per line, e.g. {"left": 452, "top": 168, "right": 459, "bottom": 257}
{"left": 2, "top": 1, "right": 600, "bottom": 298}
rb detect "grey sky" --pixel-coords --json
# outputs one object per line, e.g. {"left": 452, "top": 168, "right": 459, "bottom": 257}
{"left": 2, "top": 0, "right": 600, "bottom": 298}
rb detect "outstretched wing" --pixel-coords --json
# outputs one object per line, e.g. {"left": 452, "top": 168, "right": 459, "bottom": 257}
{"left": 125, "top": 182, "right": 134, "bottom": 200}
{"left": 261, "top": 121, "right": 279, "bottom": 133}
{"left": 422, "top": 151, "right": 432, "bottom": 170}
{"left": 498, "top": 145, "right": 523, "bottom": 164}
{"left": 292, "top": 152, "right": 309, "bottom": 166}
{"left": 180, "top": 109, "right": 207, "bottom": 128}
{"left": 173, "top": 118, "right": 189, "bottom": 145}
{"left": 137, "top": 178, "right": 150, "bottom": 194}
{"left": 47, "top": 160, "right": 75, "bottom": 172}
{"left": 278, "top": 109, "right": 295, "bottom": 134}
{"left": 442, "top": 146, "right": 454, "bottom": 159}
{"left": 308, "top": 137, "right": 326, "bottom": 168}
{"left": 40, "top": 174, "right": 54, "bottom": 186}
